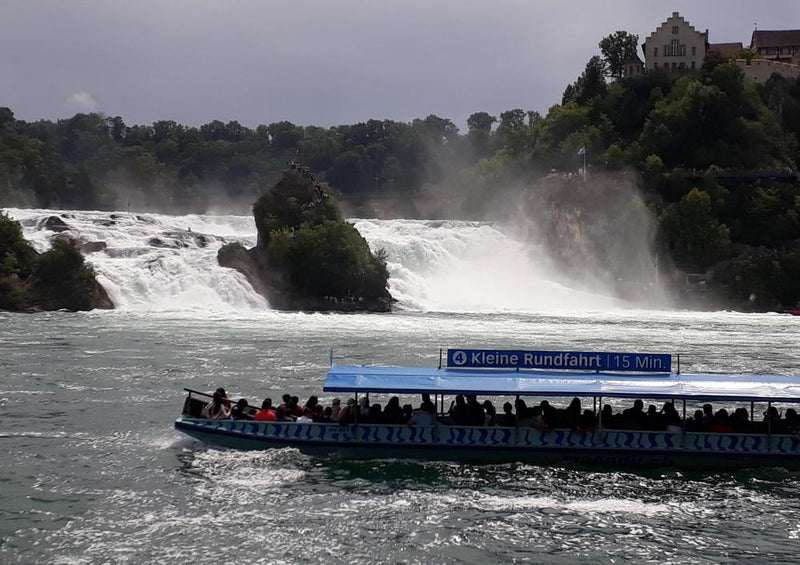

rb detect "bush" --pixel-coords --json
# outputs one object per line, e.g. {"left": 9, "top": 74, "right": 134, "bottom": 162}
{"left": 32, "top": 238, "right": 97, "bottom": 311}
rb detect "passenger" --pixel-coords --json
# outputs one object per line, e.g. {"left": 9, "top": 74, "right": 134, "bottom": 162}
{"left": 531, "top": 406, "right": 549, "bottom": 432}
{"left": 274, "top": 406, "right": 292, "bottom": 422}
{"left": 709, "top": 409, "right": 733, "bottom": 433}
{"left": 600, "top": 404, "right": 614, "bottom": 429}
{"left": 278, "top": 393, "right": 291, "bottom": 411}
{"left": 732, "top": 407, "right": 751, "bottom": 433}
{"left": 482, "top": 400, "right": 497, "bottom": 427}
{"left": 449, "top": 395, "right": 470, "bottom": 426}
{"left": 645, "top": 405, "right": 661, "bottom": 430}
{"left": 231, "top": 398, "right": 253, "bottom": 420}
{"left": 321, "top": 406, "right": 334, "bottom": 423}
{"left": 296, "top": 409, "right": 314, "bottom": 423}
{"left": 622, "top": 399, "right": 646, "bottom": 429}
{"left": 564, "top": 397, "right": 582, "bottom": 430}
{"left": 367, "top": 403, "right": 383, "bottom": 423}
{"left": 409, "top": 401, "right": 437, "bottom": 426}
{"left": 254, "top": 398, "right": 277, "bottom": 421}
{"left": 662, "top": 402, "right": 682, "bottom": 433}
{"left": 358, "top": 397, "right": 370, "bottom": 419}
{"left": 515, "top": 399, "right": 533, "bottom": 427}
{"left": 216, "top": 387, "right": 232, "bottom": 410}
{"left": 702, "top": 403, "right": 714, "bottom": 425}
{"left": 201, "top": 391, "right": 231, "bottom": 420}
{"left": 686, "top": 409, "right": 706, "bottom": 432}
{"left": 578, "top": 409, "right": 598, "bottom": 433}
{"left": 540, "top": 400, "right": 558, "bottom": 428}
{"left": 304, "top": 396, "right": 323, "bottom": 421}
{"left": 330, "top": 398, "right": 342, "bottom": 421}
{"left": 497, "top": 402, "right": 517, "bottom": 427}
{"left": 402, "top": 404, "right": 414, "bottom": 424}
{"left": 288, "top": 396, "right": 303, "bottom": 418}
{"left": 383, "top": 396, "right": 405, "bottom": 425}
{"left": 338, "top": 398, "right": 357, "bottom": 424}
{"left": 466, "top": 395, "right": 485, "bottom": 426}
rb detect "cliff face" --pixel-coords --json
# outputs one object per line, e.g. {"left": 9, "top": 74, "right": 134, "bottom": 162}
{"left": 218, "top": 169, "right": 393, "bottom": 312}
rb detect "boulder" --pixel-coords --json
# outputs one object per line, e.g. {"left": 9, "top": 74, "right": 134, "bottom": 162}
{"left": 80, "top": 241, "right": 107, "bottom": 254}
{"left": 39, "top": 216, "right": 71, "bottom": 233}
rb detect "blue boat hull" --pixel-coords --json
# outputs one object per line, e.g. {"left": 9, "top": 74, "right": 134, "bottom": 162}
{"left": 175, "top": 417, "right": 800, "bottom": 469}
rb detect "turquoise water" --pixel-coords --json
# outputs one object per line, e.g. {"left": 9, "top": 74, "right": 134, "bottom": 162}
{"left": 2, "top": 309, "right": 800, "bottom": 564}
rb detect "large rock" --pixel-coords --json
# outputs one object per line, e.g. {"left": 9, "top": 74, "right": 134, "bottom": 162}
{"left": 218, "top": 169, "right": 393, "bottom": 312}
{"left": 39, "top": 216, "right": 71, "bottom": 233}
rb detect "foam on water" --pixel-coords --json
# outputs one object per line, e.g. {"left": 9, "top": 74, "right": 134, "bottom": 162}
{"left": 5, "top": 208, "right": 628, "bottom": 314}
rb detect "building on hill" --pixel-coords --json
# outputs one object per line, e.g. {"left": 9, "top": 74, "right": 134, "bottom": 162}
{"left": 751, "top": 30, "right": 800, "bottom": 64}
{"left": 622, "top": 54, "right": 644, "bottom": 77}
{"left": 735, "top": 58, "right": 800, "bottom": 84}
{"left": 642, "top": 12, "right": 707, "bottom": 72}
{"left": 708, "top": 42, "right": 744, "bottom": 60}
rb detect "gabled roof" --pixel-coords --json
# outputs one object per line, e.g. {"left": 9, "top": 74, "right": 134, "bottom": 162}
{"left": 644, "top": 12, "right": 707, "bottom": 45}
{"left": 752, "top": 30, "right": 800, "bottom": 49}
{"left": 708, "top": 42, "right": 744, "bottom": 59}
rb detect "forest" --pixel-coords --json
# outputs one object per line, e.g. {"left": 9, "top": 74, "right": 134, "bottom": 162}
{"left": 2, "top": 32, "right": 800, "bottom": 310}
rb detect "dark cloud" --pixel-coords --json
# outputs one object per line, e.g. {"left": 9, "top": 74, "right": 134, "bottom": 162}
{"left": 2, "top": 0, "right": 798, "bottom": 129}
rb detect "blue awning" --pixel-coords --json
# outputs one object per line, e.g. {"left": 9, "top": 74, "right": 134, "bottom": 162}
{"left": 323, "top": 365, "right": 800, "bottom": 402}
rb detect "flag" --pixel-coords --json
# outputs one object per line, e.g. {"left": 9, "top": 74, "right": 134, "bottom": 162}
{"left": 577, "top": 146, "right": 586, "bottom": 156}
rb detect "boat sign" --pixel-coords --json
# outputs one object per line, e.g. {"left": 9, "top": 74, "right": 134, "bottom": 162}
{"left": 447, "top": 349, "right": 671, "bottom": 373}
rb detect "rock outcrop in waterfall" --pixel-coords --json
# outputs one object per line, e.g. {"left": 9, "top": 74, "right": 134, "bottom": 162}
{"left": 218, "top": 169, "right": 393, "bottom": 312}
{"left": 0, "top": 212, "right": 114, "bottom": 312}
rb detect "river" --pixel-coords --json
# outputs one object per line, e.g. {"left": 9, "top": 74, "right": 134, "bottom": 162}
{"left": 1, "top": 209, "right": 800, "bottom": 564}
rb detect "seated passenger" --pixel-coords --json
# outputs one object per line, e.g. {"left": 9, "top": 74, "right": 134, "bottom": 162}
{"left": 402, "top": 404, "right": 413, "bottom": 424}
{"left": 254, "top": 398, "right": 277, "bottom": 421}
{"left": 731, "top": 407, "right": 752, "bottom": 433}
{"left": 600, "top": 404, "right": 614, "bottom": 429}
{"left": 622, "top": 399, "right": 646, "bottom": 429}
{"left": 662, "top": 402, "right": 682, "bottom": 432}
{"left": 409, "top": 401, "right": 437, "bottom": 426}
{"left": 686, "top": 409, "right": 706, "bottom": 432}
{"left": 296, "top": 408, "right": 315, "bottom": 423}
{"left": 321, "top": 406, "right": 334, "bottom": 423}
{"left": 304, "top": 396, "right": 324, "bottom": 421}
{"left": 201, "top": 391, "right": 231, "bottom": 420}
{"left": 231, "top": 398, "right": 253, "bottom": 420}
{"left": 466, "top": 395, "right": 485, "bottom": 426}
{"left": 515, "top": 399, "right": 533, "bottom": 427}
{"left": 497, "top": 402, "right": 517, "bottom": 427}
{"left": 216, "top": 387, "right": 232, "bottom": 411}
{"left": 330, "top": 398, "right": 342, "bottom": 421}
{"left": 287, "top": 396, "right": 303, "bottom": 418}
{"left": 449, "top": 395, "right": 470, "bottom": 426}
{"left": 483, "top": 400, "right": 497, "bottom": 427}
{"left": 383, "top": 396, "right": 405, "bottom": 425}
{"left": 709, "top": 409, "right": 733, "bottom": 433}
{"left": 337, "top": 398, "right": 357, "bottom": 424}
{"left": 367, "top": 403, "right": 383, "bottom": 423}
{"left": 274, "top": 406, "right": 292, "bottom": 422}
{"left": 531, "top": 406, "right": 549, "bottom": 432}
{"left": 578, "top": 409, "right": 598, "bottom": 432}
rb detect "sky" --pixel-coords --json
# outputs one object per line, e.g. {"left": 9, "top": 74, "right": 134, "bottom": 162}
{"left": 2, "top": 0, "right": 799, "bottom": 131}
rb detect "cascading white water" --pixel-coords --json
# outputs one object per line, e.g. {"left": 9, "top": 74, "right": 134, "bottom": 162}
{"left": 353, "top": 219, "right": 620, "bottom": 312}
{"left": 6, "top": 208, "right": 268, "bottom": 311}
{"left": 5, "top": 209, "right": 622, "bottom": 313}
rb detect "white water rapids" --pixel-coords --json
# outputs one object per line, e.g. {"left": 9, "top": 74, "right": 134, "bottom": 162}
{"left": 5, "top": 208, "right": 633, "bottom": 313}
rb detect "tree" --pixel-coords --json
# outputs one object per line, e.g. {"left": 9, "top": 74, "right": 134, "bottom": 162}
{"left": 599, "top": 31, "right": 640, "bottom": 79}
{"left": 562, "top": 57, "right": 608, "bottom": 105}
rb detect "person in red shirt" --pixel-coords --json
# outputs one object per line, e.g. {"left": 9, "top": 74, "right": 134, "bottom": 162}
{"left": 254, "top": 398, "right": 277, "bottom": 421}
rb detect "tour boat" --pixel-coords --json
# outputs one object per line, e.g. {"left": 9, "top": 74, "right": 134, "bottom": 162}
{"left": 174, "top": 348, "right": 800, "bottom": 469}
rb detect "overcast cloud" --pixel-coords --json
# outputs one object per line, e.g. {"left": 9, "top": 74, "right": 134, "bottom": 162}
{"left": 2, "top": 0, "right": 798, "bottom": 130}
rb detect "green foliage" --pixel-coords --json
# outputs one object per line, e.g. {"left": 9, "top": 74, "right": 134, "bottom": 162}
{"left": 268, "top": 220, "right": 389, "bottom": 302}
{"left": 658, "top": 189, "right": 731, "bottom": 270}
{"left": 562, "top": 56, "right": 608, "bottom": 105}
{"left": 599, "top": 31, "right": 640, "bottom": 79}
{"left": 31, "top": 238, "right": 98, "bottom": 311}
{"left": 0, "top": 211, "right": 37, "bottom": 278}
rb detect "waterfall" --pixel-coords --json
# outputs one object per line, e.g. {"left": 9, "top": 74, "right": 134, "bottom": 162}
{"left": 5, "top": 209, "right": 623, "bottom": 313}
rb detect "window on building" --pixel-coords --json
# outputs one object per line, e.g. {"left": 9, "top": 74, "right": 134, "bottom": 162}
{"left": 691, "top": 61, "right": 696, "bottom": 70}
{"left": 654, "top": 47, "right": 658, "bottom": 57}
{"left": 672, "top": 25, "right": 679, "bottom": 35}
{"left": 672, "top": 62, "right": 677, "bottom": 70}
{"left": 692, "top": 46, "right": 696, "bottom": 56}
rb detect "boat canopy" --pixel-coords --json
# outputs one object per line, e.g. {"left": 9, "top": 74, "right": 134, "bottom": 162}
{"left": 323, "top": 365, "right": 800, "bottom": 403}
